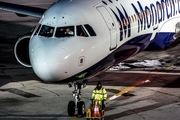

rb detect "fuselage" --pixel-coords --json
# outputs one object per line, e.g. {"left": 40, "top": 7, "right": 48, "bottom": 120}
{"left": 29, "top": 0, "right": 180, "bottom": 82}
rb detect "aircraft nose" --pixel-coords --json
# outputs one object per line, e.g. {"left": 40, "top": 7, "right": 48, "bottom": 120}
{"left": 30, "top": 45, "right": 70, "bottom": 82}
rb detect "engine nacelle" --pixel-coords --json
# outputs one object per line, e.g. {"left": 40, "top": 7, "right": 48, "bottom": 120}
{"left": 14, "top": 35, "right": 31, "bottom": 67}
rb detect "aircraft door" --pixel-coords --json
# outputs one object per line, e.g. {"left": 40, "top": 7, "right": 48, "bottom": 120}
{"left": 97, "top": 6, "right": 117, "bottom": 50}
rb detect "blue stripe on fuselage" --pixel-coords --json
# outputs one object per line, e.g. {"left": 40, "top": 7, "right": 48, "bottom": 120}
{"left": 146, "top": 32, "right": 175, "bottom": 50}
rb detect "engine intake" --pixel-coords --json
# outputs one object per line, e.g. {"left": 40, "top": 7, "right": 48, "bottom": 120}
{"left": 14, "top": 35, "right": 31, "bottom": 67}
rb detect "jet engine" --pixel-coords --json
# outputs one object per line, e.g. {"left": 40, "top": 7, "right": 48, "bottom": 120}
{"left": 14, "top": 34, "right": 31, "bottom": 67}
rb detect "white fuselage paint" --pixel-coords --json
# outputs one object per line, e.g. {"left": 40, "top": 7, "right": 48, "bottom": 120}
{"left": 29, "top": 0, "right": 180, "bottom": 82}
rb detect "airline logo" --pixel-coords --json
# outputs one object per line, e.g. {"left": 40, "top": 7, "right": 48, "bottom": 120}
{"left": 102, "top": 0, "right": 180, "bottom": 41}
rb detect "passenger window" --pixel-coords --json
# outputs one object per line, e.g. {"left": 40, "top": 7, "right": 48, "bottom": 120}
{"left": 84, "top": 24, "right": 96, "bottom": 36}
{"left": 55, "top": 26, "right": 74, "bottom": 38}
{"left": 76, "top": 25, "right": 88, "bottom": 37}
{"left": 39, "top": 25, "right": 54, "bottom": 37}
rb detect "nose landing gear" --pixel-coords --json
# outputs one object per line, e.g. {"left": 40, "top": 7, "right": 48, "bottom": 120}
{"left": 67, "top": 80, "right": 87, "bottom": 117}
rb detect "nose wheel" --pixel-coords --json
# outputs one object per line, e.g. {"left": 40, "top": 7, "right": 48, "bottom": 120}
{"left": 67, "top": 81, "right": 87, "bottom": 117}
{"left": 68, "top": 101, "right": 75, "bottom": 116}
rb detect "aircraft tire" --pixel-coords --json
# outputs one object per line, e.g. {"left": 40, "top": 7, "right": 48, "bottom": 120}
{"left": 68, "top": 101, "right": 75, "bottom": 116}
{"left": 78, "top": 101, "right": 85, "bottom": 117}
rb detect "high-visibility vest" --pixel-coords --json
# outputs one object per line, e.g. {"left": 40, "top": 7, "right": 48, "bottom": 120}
{"left": 92, "top": 87, "right": 107, "bottom": 100}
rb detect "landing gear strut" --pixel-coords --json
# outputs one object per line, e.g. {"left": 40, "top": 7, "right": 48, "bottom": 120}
{"left": 67, "top": 80, "right": 87, "bottom": 117}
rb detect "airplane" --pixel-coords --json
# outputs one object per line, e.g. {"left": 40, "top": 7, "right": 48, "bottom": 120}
{"left": 1, "top": 0, "right": 180, "bottom": 117}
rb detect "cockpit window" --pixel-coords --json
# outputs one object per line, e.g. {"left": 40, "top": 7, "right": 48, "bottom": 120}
{"left": 39, "top": 25, "right": 54, "bottom": 37}
{"left": 76, "top": 25, "right": 88, "bottom": 37}
{"left": 84, "top": 24, "right": 96, "bottom": 36}
{"left": 55, "top": 26, "right": 74, "bottom": 37}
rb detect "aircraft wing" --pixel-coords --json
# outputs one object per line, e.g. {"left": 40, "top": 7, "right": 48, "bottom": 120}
{"left": 0, "top": 1, "right": 46, "bottom": 18}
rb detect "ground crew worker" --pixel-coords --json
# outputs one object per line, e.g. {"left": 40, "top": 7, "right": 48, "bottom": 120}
{"left": 92, "top": 82, "right": 107, "bottom": 109}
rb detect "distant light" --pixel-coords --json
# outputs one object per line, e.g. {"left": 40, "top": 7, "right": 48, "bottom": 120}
{"left": 145, "top": 80, "right": 151, "bottom": 83}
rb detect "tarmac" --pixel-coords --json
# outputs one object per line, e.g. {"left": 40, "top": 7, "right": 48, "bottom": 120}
{"left": 0, "top": 1, "right": 180, "bottom": 120}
